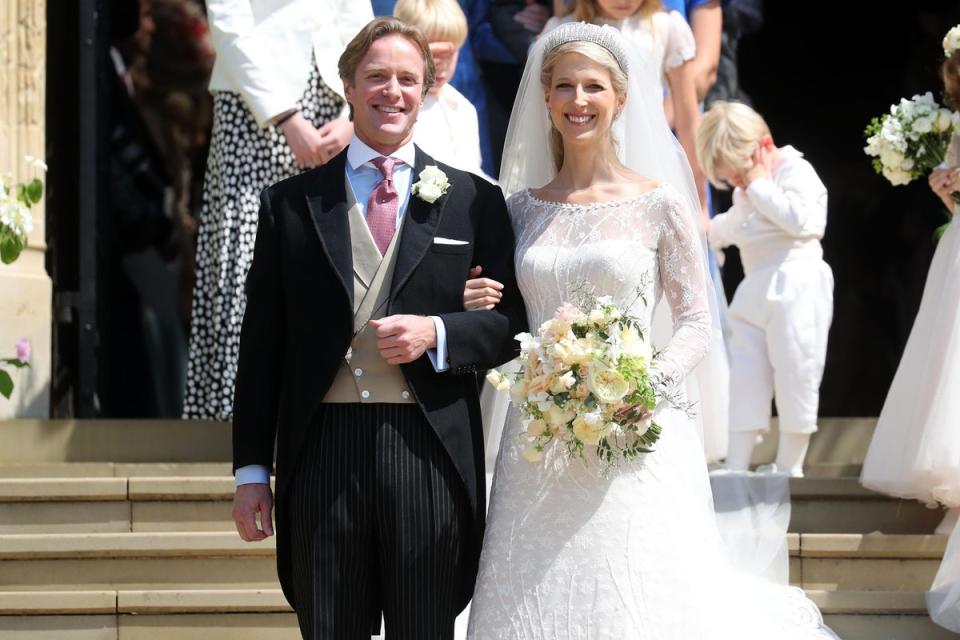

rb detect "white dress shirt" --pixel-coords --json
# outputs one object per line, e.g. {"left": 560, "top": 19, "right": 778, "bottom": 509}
{"left": 235, "top": 135, "right": 450, "bottom": 486}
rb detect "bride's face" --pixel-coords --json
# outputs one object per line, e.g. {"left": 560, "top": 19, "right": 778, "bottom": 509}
{"left": 545, "top": 53, "right": 625, "bottom": 150}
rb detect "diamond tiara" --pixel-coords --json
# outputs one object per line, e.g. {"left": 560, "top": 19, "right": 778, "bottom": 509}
{"left": 541, "top": 22, "right": 631, "bottom": 74}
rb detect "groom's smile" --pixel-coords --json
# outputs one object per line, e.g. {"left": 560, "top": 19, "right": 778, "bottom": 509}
{"left": 344, "top": 33, "right": 427, "bottom": 154}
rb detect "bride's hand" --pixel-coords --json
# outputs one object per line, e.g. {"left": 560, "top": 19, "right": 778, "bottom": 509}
{"left": 615, "top": 403, "right": 653, "bottom": 425}
{"left": 929, "top": 167, "right": 960, "bottom": 214}
{"left": 464, "top": 265, "right": 504, "bottom": 311}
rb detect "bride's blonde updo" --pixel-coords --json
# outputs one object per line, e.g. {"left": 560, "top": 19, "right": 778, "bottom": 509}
{"left": 541, "top": 40, "right": 628, "bottom": 170}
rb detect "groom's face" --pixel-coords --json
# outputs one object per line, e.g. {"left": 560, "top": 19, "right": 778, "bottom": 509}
{"left": 345, "top": 34, "right": 426, "bottom": 152}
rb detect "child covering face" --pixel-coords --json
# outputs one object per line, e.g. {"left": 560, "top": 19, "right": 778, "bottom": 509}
{"left": 393, "top": 0, "right": 491, "bottom": 180}
{"left": 697, "top": 100, "right": 834, "bottom": 477}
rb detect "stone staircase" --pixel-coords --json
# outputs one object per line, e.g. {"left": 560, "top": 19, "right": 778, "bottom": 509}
{"left": 0, "top": 419, "right": 956, "bottom": 638}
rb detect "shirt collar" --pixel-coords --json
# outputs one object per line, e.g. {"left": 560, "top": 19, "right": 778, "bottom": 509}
{"left": 347, "top": 134, "right": 417, "bottom": 171}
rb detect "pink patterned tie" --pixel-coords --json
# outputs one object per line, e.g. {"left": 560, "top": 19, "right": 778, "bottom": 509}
{"left": 366, "top": 156, "right": 401, "bottom": 255}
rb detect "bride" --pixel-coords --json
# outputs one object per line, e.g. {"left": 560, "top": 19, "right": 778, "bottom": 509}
{"left": 465, "top": 23, "right": 837, "bottom": 639}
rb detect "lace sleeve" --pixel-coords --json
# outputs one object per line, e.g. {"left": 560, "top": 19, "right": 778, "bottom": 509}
{"left": 652, "top": 187, "right": 712, "bottom": 390}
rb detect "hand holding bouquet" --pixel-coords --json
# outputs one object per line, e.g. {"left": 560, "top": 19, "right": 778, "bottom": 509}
{"left": 488, "top": 289, "right": 673, "bottom": 468}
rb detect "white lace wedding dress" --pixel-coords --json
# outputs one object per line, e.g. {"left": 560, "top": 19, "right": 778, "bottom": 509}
{"left": 466, "top": 187, "right": 836, "bottom": 640}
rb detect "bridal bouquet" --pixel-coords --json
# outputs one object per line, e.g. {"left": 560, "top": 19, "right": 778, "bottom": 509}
{"left": 487, "top": 288, "right": 667, "bottom": 467}
{"left": 863, "top": 92, "right": 958, "bottom": 187}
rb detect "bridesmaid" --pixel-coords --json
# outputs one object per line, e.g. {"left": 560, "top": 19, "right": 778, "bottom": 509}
{"left": 860, "top": 28, "right": 960, "bottom": 535}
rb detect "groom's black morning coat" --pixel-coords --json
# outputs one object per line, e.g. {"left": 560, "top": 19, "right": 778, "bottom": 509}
{"left": 232, "top": 145, "right": 527, "bottom": 610}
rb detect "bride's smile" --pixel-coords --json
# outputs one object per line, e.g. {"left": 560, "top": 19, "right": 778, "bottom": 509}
{"left": 545, "top": 52, "right": 625, "bottom": 144}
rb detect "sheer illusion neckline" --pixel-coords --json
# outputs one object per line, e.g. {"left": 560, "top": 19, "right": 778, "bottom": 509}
{"left": 523, "top": 185, "right": 662, "bottom": 210}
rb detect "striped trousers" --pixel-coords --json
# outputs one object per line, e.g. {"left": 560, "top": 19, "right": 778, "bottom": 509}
{"left": 285, "top": 403, "right": 469, "bottom": 639}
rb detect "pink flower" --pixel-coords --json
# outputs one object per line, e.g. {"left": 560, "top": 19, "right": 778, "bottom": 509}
{"left": 15, "top": 338, "right": 31, "bottom": 363}
{"left": 555, "top": 303, "right": 581, "bottom": 323}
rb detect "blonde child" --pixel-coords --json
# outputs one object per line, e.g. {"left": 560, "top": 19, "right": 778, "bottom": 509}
{"left": 697, "top": 101, "right": 834, "bottom": 477}
{"left": 394, "top": 0, "right": 491, "bottom": 180}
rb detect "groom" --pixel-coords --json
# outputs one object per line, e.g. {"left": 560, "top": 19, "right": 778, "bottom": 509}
{"left": 230, "top": 16, "right": 526, "bottom": 640}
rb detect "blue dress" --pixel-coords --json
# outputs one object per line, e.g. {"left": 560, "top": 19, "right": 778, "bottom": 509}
{"left": 660, "top": 0, "right": 720, "bottom": 21}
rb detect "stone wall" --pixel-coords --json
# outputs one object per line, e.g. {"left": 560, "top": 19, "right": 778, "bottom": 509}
{"left": 0, "top": 0, "right": 50, "bottom": 417}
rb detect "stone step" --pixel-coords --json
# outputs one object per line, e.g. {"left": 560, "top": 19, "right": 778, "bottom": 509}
{"left": 0, "top": 418, "right": 877, "bottom": 468}
{"left": 0, "top": 463, "right": 233, "bottom": 479}
{"left": 789, "top": 477, "right": 945, "bottom": 534}
{"left": 811, "top": 591, "right": 960, "bottom": 639}
{"left": 795, "top": 534, "right": 947, "bottom": 592}
{"left": 0, "top": 476, "right": 941, "bottom": 534}
{"left": 0, "top": 589, "right": 956, "bottom": 639}
{"left": 0, "top": 531, "right": 945, "bottom": 594}
{"left": 0, "top": 533, "right": 280, "bottom": 591}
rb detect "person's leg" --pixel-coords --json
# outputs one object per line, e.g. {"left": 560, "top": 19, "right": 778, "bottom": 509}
{"left": 767, "top": 274, "right": 832, "bottom": 477}
{"left": 725, "top": 315, "right": 774, "bottom": 470}
{"left": 375, "top": 405, "right": 470, "bottom": 640}
{"left": 287, "top": 404, "right": 380, "bottom": 639}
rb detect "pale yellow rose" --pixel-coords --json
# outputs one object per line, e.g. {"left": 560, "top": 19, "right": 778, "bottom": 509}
{"left": 526, "top": 418, "right": 548, "bottom": 437}
{"left": 543, "top": 404, "right": 576, "bottom": 427}
{"left": 587, "top": 367, "right": 630, "bottom": 404}
{"left": 572, "top": 411, "right": 605, "bottom": 445}
{"left": 619, "top": 325, "right": 652, "bottom": 361}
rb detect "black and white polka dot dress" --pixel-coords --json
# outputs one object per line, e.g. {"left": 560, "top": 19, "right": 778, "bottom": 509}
{"left": 183, "top": 63, "right": 343, "bottom": 420}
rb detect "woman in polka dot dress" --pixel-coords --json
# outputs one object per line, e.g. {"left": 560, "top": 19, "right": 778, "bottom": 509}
{"left": 184, "top": 1, "right": 373, "bottom": 419}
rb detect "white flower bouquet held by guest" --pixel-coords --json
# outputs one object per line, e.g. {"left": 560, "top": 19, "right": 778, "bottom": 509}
{"left": 863, "top": 92, "right": 959, "bottom": 188}
{"left": 488, "top": 284, "right": 695, "bottom": 467}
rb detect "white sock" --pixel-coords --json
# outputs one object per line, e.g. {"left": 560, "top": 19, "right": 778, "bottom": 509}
{"left": 775, "top": 432, "right": 811, "bottom": 478}
{"left": 937, "top": 507, "right": 960, "bottom": 535}
{"left": 725, "top": 430, "right": 761, "bottom": 470}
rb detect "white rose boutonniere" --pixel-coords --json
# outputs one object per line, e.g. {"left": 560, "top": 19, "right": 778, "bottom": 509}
{"left": 412, "top": 165, "right": 450, "bottom": 204}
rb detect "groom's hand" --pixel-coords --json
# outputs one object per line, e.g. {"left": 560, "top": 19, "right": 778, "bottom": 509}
{"left": 370, "top": 315, "right": 437, "bottom": 364}
{"left": 232, "top": 483, "right": 274, "bottom": 542}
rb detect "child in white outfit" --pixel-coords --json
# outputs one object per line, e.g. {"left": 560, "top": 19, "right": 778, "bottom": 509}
{"left": 394, "top": 0, "right": 492, "bottom": 182}
{"left": 697, "top": 101, "right": 834, "bottom": 477}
